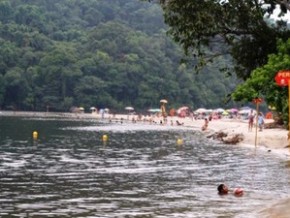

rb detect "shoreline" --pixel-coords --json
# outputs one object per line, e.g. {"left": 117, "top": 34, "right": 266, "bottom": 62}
{"left": 1, "top": 110, "right": 289, "bottom": 158}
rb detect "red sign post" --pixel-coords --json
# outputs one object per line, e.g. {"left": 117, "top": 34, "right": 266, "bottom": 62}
{"left": 275, "top": 70, "right": 290, "bottom": 86}
{"left": 275, "top": 70, "right": 290, "bottom": 148}
{"left": 252, "top": 97, "right": 263, "bottom": 104}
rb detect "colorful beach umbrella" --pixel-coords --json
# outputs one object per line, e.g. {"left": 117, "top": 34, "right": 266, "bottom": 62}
{"left": 125, "top": 106, "right": 134, "bottom": 111}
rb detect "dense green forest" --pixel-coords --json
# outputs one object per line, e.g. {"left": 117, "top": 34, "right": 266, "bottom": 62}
{"left": 0, "top": 0, "right": 238, "bottom": 113}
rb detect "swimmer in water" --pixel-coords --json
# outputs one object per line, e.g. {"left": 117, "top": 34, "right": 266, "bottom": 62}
{"left": 217, "top": 184, "right": 229, "bottom": 195}
{"left": 217, "top": 184, "right": 243, "bottom": 196}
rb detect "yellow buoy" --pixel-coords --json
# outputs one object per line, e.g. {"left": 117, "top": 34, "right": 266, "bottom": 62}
{"left": 33, "top": 131, "right": 38, "bottom": 140}
{"left": 177, "top": 138, "right": 183, "bottom": 145}
{"left": 102, "top": 134, "right": 108, "bottom": 142}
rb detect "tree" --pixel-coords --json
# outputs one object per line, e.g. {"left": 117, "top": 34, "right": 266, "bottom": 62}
{"left": 0, "top": 74, "right": 5, "bottom": 107}
{"left": 3, "top": 67, "right": 29, "bottom": 109}
{"left": 157, "top": 0, "right": 290, "bottom": 80}
{"left": 74, "top": 75, "right": 107, "bottom": 108}
{"left": 232, "top": 39, "right": 290, "bottom": 124}
{"left": 37, "top": 43, "right": 82, "bottom": 110}
{"left": 0, "top": 0, "right": 241, "bottom": 111}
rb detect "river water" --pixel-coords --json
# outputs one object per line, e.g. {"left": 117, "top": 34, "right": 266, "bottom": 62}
{"left": 0, "top": 115, "right": 290, "bottom": 218}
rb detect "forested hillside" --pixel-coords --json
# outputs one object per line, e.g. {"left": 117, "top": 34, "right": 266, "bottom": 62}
{"left": 0, "top": 0, "right": 238, "bottom": 112}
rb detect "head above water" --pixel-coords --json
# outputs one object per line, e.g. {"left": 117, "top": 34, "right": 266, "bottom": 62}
{"left": 217, "top": 184, "right": 229, "bottom": 194}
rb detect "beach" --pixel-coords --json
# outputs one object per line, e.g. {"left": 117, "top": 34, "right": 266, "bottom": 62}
{"left": 1, "top": 110, "right": 289, "bottom": 157}
{"left": 182, "top": 116, "right": 290, "bottom": 157}
{"left": 102, "top": 112, "right": 290, "bottom": 158}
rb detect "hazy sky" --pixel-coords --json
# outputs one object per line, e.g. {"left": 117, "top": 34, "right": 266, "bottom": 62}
{"left": 265, "top": 4, "right": 290, "bottom": 22}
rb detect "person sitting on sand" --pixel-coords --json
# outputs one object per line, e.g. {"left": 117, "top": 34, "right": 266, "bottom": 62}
{"left": 217, "top": 184, "right": 244, "bottom": 196}
{"left": 202, "top": 118, "right": 209, "bottom": 131}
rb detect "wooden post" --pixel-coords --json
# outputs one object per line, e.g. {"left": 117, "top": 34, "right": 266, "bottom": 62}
{"left": 254, "top": 102, "right": 259, "bottom": 148}
{"left": 253, "top": 98, "right": 262, "bottom": 148}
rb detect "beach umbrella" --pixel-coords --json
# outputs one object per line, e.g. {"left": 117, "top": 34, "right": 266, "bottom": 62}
{"left": 125, "top": 106, "right": 134, "bottom": 111}
{"left": 229, "top": 108, "right": 238, "bottom": 113}
{"left": 222, "top": 110, "right": 229, "bottom": 115}
{"left": 238, "top": 109, "right": 253, "bottom": 114}
{"left": 177, "top": 106, "right": 189, "bottom": 114}
{"left": 205, "top": 109, "right": 213, "bottom": 114}
{"left": 215, "top": 108, "right": 225, "bottom": 113}
{"left": 70, "top": 106, "right": 80, "bottom": 113}
{"left": 195, "top": 108, "right": 207, "bottom": 113}
{"left": 240, "top": 106, "right": 252, "bottom": 111}
{"left": 79, "top": 107, "right": 84, "bottom": 111}
{"left": 90, "top": 107, "right": 96, "bottom": 110}
{"left": 160, "top": 99, "right": 168, "bottom": 104}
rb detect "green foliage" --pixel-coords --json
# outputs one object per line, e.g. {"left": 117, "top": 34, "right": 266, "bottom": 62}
{"left": 159, "top": 0, "right": 290, "bottom": 80}
{"left": 0, "top": 0, "right": 239, "bottom": 112}
{"left": 232, "top": 39, "right": 290, "bottom": 124}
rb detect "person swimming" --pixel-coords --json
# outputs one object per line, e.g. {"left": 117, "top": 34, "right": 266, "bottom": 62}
{"left": 217, "top": 184, "right": 229, "bottom": 195}
{"left": 217, "top": 184, "right": 243, "bottom": 196}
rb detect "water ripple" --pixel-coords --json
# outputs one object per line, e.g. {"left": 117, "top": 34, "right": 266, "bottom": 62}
{"left": 0, "top": 117, "right": 290, "bottom": 217}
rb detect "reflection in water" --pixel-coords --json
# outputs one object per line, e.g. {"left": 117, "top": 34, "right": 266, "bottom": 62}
{"left": 0, "top": 116, "right": 289, "bottom": 217}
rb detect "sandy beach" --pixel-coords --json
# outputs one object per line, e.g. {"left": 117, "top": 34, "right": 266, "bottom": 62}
{"left": 100, "top": 112, "right": 290, "bottom": 158}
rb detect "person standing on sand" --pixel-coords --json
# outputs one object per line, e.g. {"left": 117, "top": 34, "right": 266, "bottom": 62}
{"left": 202, "top": 118, "right": 209, "bottom": 131}
{"left": 258, "top": 112, "right": 264, "bottom": 131}
{"left": 160, "top": 103, "right": 167, "bottom": 125}
{"left": 248, "top": 110, "right": 254, "bottom": 131}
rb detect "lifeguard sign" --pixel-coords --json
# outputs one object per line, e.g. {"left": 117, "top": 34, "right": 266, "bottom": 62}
{"left": 275, "top": 70, "right": 290, "bottom": 86}
{"left": 275, "top": 69, "right": 290, "bottom": 148}
{"left": 252, "top": 97, "right": 263, "bottom": 104}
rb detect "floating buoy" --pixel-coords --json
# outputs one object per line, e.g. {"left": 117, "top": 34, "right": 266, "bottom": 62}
{"left": 102, "top": 134, "right": 108, "bottom": 142}
{"left": 33, "top": 131, "right": 38, "bottom": 140}
{"left": 177, "top": 138, "right": 183, "bottom": 145}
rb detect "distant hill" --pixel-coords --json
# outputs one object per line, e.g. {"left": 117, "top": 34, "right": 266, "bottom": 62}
{"left": 0, "top": 0, "right": 239, "bottom": 112}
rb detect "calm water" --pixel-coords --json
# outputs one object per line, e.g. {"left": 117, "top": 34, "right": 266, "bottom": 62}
{"left": 0, "top": 115, "right": 290, "bottom": 218}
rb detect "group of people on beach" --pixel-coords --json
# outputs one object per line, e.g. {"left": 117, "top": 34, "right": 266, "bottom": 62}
{"left": 248, "top": 110, "right": 264, "bottom": 132}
